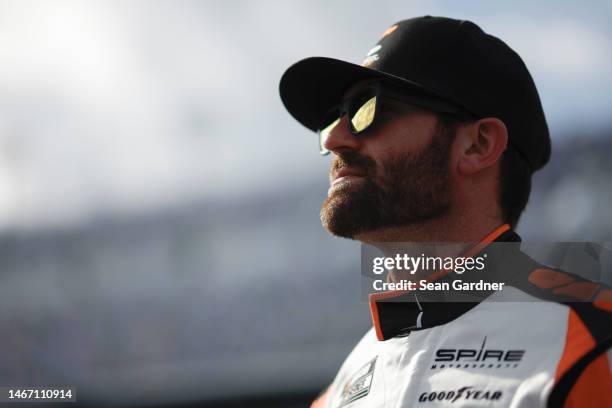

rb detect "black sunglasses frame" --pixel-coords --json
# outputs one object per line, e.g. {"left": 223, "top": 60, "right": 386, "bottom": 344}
{"left": 317, "top": 81, "right": 476, "bottom": 155}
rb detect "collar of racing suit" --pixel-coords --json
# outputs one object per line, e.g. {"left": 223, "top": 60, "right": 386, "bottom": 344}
{"left": 369, "top": 223, "right": 525, "bottom": 341}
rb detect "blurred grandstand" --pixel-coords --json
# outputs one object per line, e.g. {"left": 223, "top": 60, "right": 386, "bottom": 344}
{"left": 1, "top": 128, "right": 611, "bottom": 407}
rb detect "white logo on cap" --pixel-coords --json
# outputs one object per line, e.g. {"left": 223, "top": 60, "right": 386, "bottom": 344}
{"left": 367, "top": 44, "right": 381, "bottom": 56}
{"left": 363, "top": 44, "right": 381, "bottom": 67}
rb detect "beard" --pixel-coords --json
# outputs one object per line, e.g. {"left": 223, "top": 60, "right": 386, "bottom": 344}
{"left": 320, "top": 125, "right": 453, "bottom": 239}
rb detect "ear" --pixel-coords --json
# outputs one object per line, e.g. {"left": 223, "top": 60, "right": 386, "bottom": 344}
{"left": 455, "top": 117, "right": 508, "bottom": 176}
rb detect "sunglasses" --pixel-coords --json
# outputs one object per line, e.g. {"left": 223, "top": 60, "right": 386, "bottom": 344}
{"left": 317, "top": 82, "right": 473, "bottom": 155}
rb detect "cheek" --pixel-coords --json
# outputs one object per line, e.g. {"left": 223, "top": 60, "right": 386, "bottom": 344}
{"left": 358, "top": 111, "right": 439, "bottom": 159}
{"left": 403, "top": 116, "right": 439, "bottom": 145}
{"left": 368, "top": 123, "right": 436, "bottom": 161}
{"left": 447, "top": 139, "right": 463, "bottom": 177}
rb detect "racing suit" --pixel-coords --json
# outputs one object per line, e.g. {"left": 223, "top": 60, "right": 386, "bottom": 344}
{"left": 311, "top": 224, "right": 612, "bottom": 408}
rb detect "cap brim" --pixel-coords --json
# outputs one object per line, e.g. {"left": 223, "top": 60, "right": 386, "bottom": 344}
{"left": 279, "top": 56, "right": 465, "bottom": 132}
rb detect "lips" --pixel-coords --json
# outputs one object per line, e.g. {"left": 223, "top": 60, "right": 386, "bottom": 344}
{"left": 331, "top": 167, "right": 366, "bottom": 186}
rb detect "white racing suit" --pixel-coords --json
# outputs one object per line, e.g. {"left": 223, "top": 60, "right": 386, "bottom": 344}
{"left": 312, "top": 224, "right": 612, "bottom": 408}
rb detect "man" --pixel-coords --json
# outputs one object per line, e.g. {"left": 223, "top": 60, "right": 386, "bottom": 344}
{"left": 279, "top": 16, "right": 612, "bottom": 407}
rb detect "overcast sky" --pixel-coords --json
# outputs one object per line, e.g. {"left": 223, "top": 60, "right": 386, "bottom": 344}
{"left": 0, "top": 0, "right": 611, "bottom": 229}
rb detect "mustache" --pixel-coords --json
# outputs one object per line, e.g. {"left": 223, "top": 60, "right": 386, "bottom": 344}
{"left": 331, "top": 151, "right": 377, "bottom": 177}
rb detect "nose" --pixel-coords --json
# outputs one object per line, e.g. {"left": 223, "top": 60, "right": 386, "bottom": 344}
{"left": 323, "top": 115, "right": 361, "bottom": 154}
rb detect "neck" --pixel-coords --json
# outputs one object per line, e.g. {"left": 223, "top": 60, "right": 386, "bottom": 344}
{"left": 360, "top": 210, "right": 506, "bottom": 283}
{"left": 355, "top": 205, "right": 505, "bottom": 245}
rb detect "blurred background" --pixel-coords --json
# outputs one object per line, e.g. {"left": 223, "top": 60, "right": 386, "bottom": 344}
{"left": 0, "top": 0, "right": 611, "bottom": 406}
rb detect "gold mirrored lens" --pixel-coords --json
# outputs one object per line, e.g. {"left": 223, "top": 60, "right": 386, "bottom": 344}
{"left": 319, "top": 117, "right": 340, "bottom": 155}
{"left": 351, "top": 96, "right": 377, "bottom": 133}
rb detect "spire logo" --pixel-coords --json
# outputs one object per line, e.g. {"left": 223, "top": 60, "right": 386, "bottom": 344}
{"left": 431, "top": 337, "right": 525, "bottom": 369}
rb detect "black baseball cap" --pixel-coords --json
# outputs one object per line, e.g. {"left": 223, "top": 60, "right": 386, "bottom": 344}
{"left": 279, "top": 16, "right": 551, "bottom": 172}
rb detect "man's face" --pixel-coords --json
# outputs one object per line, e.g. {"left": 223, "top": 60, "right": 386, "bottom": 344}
{"left": 320, "top": 89, "right": 455, "bottom": 240}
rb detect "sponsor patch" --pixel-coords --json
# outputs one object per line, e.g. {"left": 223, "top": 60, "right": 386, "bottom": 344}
{"left": 340, "top": 358, "right": 376, "bottom": 406}
{"left": 431, "top": 336, "right": 525, "bottom": 370}
{"left": 418, "top": 386, "right": 503, "bottom": 404}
